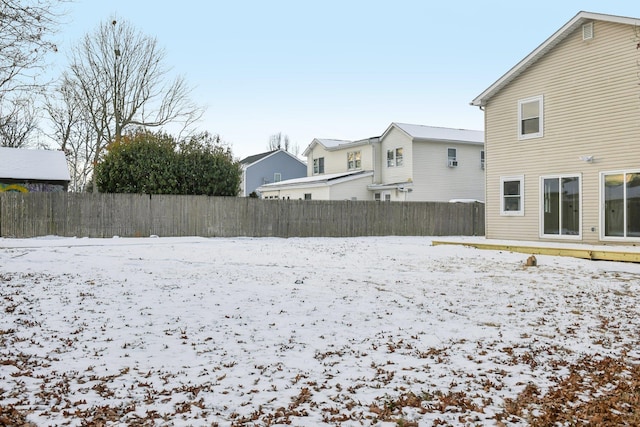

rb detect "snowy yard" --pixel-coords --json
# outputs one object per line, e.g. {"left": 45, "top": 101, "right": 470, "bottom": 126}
{"left": 1, "top": 236, "right": 639, "bottom": 426}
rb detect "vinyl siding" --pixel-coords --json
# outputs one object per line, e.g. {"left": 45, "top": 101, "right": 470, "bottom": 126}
{"left": 411, "top": 141, "right": 484, "bottom": 202}
{"left": 484, "top": 20, "right": 640, "bottom": 244}
{"left": 379, "top": 127, "right": 413, "bottom": 184}
{"left": 307, "top": 143, "right": 374, "bottom": 176}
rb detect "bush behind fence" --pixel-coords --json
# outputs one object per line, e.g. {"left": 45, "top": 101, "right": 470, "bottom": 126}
{"left": 0, "top": 193, "right": 484, "bottom": 238}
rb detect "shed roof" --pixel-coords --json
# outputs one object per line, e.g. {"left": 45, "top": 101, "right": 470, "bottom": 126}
{"left": 471, "top": 11, "right": 640, "bottom": 107}
{"left": 0, "top": 147, "right": 71, "bottom": 181}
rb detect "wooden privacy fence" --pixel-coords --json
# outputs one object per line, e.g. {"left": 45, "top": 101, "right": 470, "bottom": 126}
{"left": 0, "top": 193, "right": 484, "bottom": 238}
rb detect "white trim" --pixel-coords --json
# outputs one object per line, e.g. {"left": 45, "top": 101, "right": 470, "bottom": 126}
{"left": 538, "top": 174, "right": 582, "bottom": 240}
{"left": 500, "top": 175, "right": 525, "bottom": 216}
{"left": 518, "top": 95, "right": 544, "bottom": 140}
{"left": 599, "top": 170, "right": 640, "bottom": 242}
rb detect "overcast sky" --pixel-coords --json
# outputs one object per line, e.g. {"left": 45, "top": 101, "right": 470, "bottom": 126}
{"left": 54, "top": 1, "right": 640, "bottom": 160}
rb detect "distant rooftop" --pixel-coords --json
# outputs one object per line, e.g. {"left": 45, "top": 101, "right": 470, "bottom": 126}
{"left": 392, "top": 123, "right": 484, "bottom": 144}
{"left": 0, "top": 147, "right": 71, "bottom": 181}
{"left": 239, "top": 150, "right": 278, "bottom": 165}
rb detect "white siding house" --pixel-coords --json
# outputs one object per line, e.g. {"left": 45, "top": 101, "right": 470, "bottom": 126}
{"left": 258, "top": 123, "right": 484, "bottom": 202}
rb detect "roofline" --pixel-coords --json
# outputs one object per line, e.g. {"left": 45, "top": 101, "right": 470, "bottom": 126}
{"left": 471, "top": 11, "right": 640, "bottom": 107}
{"left": 241, "top": 149, "right": 305, "bottom": 166}
{"left": 302, "top": 137, "right": 379, "bottom": 157}
{"left": 257, "top": 171, "right": 373, "bottom": 191}
{"left": 381, "top": 122, "right": 484, "bottom": 144}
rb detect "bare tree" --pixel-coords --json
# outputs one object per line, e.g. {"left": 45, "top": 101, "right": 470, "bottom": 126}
{"left": 64, "top": 17, "right": 203, "bottom": 165}
{"left": 268, "top": 132, "right": 299, "bottom": 155}
{"left": 0, "top": 95, "right": 37, "bottom": 147}
{"left": 45, "top": 79, "right": 97, "bottom": 191}
{"left": 0, "top": 0, "right": 64, "bottom": 95}
{"left": 0, "top": 1, "right": 66, "bottom": 148}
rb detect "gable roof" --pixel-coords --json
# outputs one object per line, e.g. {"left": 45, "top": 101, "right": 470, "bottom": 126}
{"left": 302, "top": 137, "right": 379, "bottom": 157}
{"left": 239, "top": 150, "right": 277, "bottom": 165}
{"left": 0, "top": 147, "right": 70, "bottom": 181}
{"left": 383, "top": 122, "right": 483, "bottom": 144}
{"left": 471, "top": 11, "right": 640, "bottom": 107}
{"left": 239, "top": 149, "right": 305, "bottom": 167}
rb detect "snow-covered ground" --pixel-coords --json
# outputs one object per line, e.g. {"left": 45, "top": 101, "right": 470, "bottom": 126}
{"left": 1, "top": 236, "right": 639, "bottom": 426}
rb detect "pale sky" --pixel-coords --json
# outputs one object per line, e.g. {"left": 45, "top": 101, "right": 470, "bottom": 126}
{"left": 52, "top": 1, "right": 640, "bottom": 160}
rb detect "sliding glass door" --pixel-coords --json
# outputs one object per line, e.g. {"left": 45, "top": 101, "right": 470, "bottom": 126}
{"left": 603, "top": 172, "right": 640, "bottom": 238}
{"left": 541, "top": 176, "right": 580, "bottom": 237}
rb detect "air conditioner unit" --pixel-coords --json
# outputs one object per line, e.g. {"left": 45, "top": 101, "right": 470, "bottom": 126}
{"left": 448, "top": 159, "right": 458, "bottom": 168}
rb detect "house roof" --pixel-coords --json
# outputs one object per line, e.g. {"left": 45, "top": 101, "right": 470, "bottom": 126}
{"left": 385, "top": 122, "right": 483, "bottom": 144}
{"left": 258, "top": 170, "right": 373, "bottom": 190}
{"left": 239, "top": 149, "right": 305, "bottom": 167}
{"left": 239, "top": 150, "right": 277, "bottom": 165}
{"left": 471, "top": 11, "right": 640, "bottom": 107}
{"left": 302, "top": 137, "right": 379, "bottom": 157}
{"left": 0, "top": 147, "right": 71, "bottom": 181}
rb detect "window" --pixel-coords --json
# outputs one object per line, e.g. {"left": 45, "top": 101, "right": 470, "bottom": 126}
{"left": 347, "top": 151, "right": 361, "bottom": 170}
{"left": 480, "top": 151, "right": 485, "bottom": 169}
{"left": 304, "top": 193, "right": 312, "bottom": 200}
{"left": 602, "top": 171, "right": 640, "bottom": 239}
{"left": 500, "top": 176, "right": 524, "bottom": 216}
{"left": 518, "top": 95, "right": 543, "bottom": 139}
{"left": 273, "top": 173, "right": 281, "bottom": 183}
{"left": 395, "top": 148, "right": 403, "bottom": 166}
{"left": 374, "top": 192, "right": 381, "bottom": 201}
{"left": 387, "top": 147, "right": 404, "bottom": 167}
{"left": 541, "top": 175, "right": 580, "bottom": 238}
{"left": 313, "top": 157, "right": 324, "bottom": 174}
{"left": 447, "top": 148, "right": 457, "bottom": 167}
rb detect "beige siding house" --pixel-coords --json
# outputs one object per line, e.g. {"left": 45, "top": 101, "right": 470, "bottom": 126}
{"left": 471, "top": 11, "right": 640, "bottom": 245}
{"left": 258, "top": 123, "right": 483, "bottom": 201}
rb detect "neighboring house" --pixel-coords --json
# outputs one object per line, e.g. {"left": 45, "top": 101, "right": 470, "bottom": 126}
{"left": 0, "top": 147, "right": 70, "bottom": 192}
{"left": 239, "top": 149, "right": 306, "bottom": 197}
{"left": 371, "top": 123, "right": 484, "bottom": 202}
{"left": 258, "top": 122, "right": 484, "bottom": 201}
{"left": 471, "top": 11, "right": 640, "bottom": 245}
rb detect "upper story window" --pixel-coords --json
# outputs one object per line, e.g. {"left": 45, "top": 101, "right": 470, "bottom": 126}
{"left": 387, "top": 147, "right": 403, "bottom": 167}
{"left": 273, "top": 173, "right": 281, "bottom": 183}
{"left": 518, "top": 95, "right": 543, "bottom": 140}
{"left": 347, "top": 151, "right": 361, "bottom": 170}
{"left": 313, "top": 157, "right": 324, "bottom": 174}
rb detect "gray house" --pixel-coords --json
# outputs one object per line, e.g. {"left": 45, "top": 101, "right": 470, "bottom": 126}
{"left": 239, "top": 149, "right": 306, "bottom": 197}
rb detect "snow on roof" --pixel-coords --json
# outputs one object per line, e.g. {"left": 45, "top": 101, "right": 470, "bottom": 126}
{"left": 258, "top": 170, "right": 371, "bottom": 189}
{"left": 0, "top": 147, "right": 71, "bottom": 181}
{"left": 391, "top": 123, "right": 484, "bottom": 144}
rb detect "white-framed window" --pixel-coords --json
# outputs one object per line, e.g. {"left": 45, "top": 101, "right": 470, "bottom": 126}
{"left": 601, "top": 171, "right": 640, "bottom": 240}
{"left": 500, "top": 175, "right": 524, "bottom": 216}
{"left": 518, "top": 95, "right": 543, "bottom": 140}
{"left": 387, "top": 147, "right": 404, "bottom": 167}
{"left": 304, "top": 193, "right": 312, "bottom": 200}
{"left": 273, "top": 172, "right": 281, "bottom": 183}
{"left": 540, "top": 174, "right": 581, "bottom": 238}
{"left": 395, "top": 148, "right": 403, "bottom": 166}
{"left": 374, "top": 192, "right": 381, "bottom": 201}
{"left": 313, "top": 157, "right": 324, "bottom": 174}
{"left": 447, "top": 148, "right": 457, "bottom": 167}
{"left": 480, "top": 151, "right": 485, "bottom": 169}
{"left": 347, "top": 151, "right": 361, "bottom": 170}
